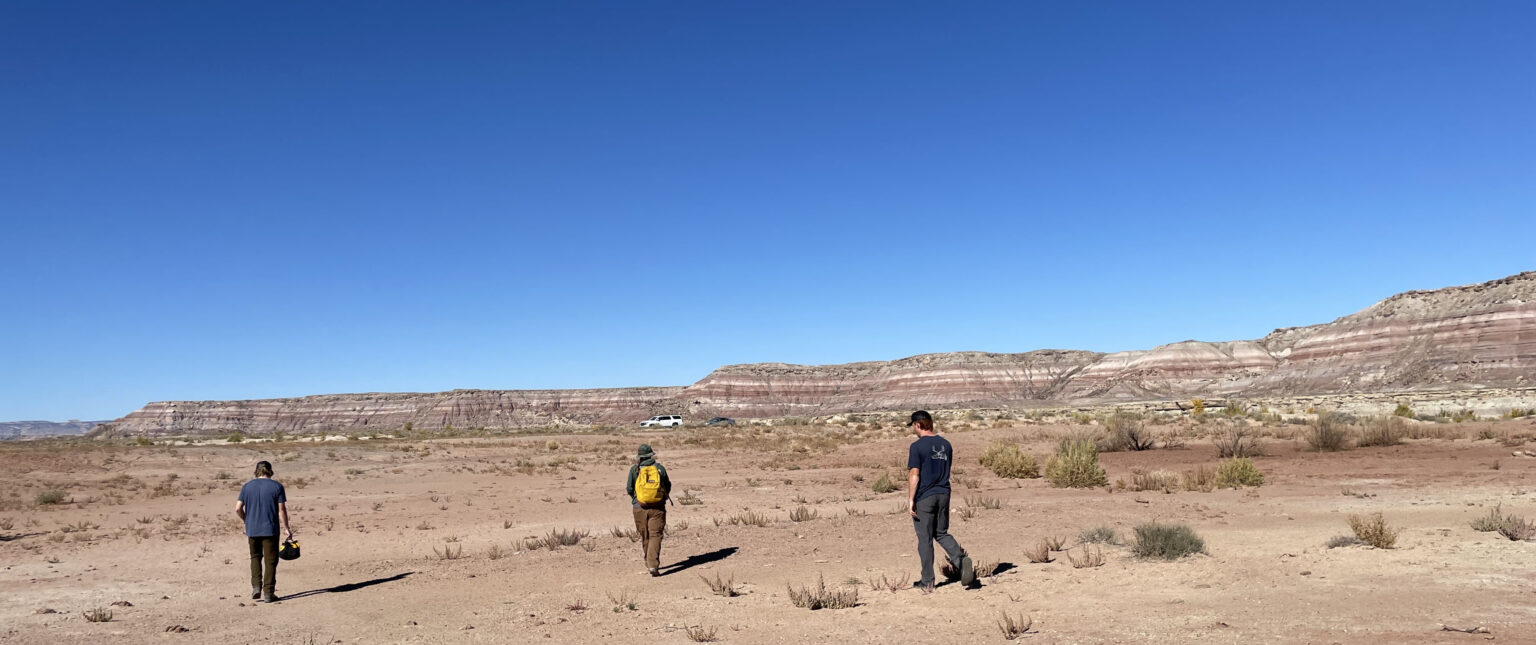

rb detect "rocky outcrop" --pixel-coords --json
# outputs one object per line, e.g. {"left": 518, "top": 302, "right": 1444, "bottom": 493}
{"left": 94, "top": 272, "right": 1536, "bottom": 437}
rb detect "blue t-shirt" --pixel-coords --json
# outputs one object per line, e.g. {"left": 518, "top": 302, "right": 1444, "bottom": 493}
{"left": 238, "top": 478, "right": 286, "bottom": 537}
{"left": 907, "top": 435, "right": 953, "bottom": 502}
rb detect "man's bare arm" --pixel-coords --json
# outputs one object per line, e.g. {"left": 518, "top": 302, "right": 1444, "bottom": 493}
{"left": 235, "top": 500, "right": 246, "bottom": 522}
{"left": 907, "top": 468, "right": 920, "bottom": 517}
{"left": 279, "top": 502, "right": 291, "bottom": 537}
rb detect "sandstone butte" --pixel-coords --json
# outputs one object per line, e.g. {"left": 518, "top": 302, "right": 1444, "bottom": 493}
{"left": 90, "top": 271, "right": 1536, "bottom": 438}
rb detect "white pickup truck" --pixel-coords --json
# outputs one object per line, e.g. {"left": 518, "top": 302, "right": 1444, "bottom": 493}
{"left": 638, "top": 415, "right": 683, "bottom": 428}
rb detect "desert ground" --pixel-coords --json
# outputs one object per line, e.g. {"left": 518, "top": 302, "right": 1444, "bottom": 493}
{"left": 4, "top": 412, "right": 1536, "bottom": 644}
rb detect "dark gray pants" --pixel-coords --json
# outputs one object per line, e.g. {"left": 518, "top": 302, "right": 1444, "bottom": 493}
{"left": 913, "top": 493, "right": 966, "bottom": 586}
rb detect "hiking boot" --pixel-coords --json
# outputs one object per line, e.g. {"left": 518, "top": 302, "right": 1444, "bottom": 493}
{"left": 648, "top": 568, "right": 660, "bottom": 577}
{"left": 251, "top": 587, "right": 261, "bottom": 600}
{"left": 912, "top": 581, "right": 935, "bottom": 593}
{"left": 261, "top": 592, "right": 278, "bottom": 603}
{"left": 959, "top": 555, "right": 976, "bottom": 587}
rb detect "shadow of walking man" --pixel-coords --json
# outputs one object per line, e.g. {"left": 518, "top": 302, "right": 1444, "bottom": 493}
{"left": 283, "top": 571, "right": 415, "bottom": 601}
{"left": 659, "top": 547, "right": 738, "bottom": 576}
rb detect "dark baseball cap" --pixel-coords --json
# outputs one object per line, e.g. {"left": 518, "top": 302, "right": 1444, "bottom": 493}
{"left": 909, "top": 410, "right": 933, "bottom": 425}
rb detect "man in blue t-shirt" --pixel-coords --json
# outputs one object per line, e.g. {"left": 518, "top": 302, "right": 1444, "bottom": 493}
{"left": 236, "top": 460, "right": 292, "bottom": 603}
{"left": 906, "top": 410, "right": 974, "bottom": 591}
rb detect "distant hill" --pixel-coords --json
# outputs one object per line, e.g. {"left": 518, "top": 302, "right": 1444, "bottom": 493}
{"left": 92, "top": 271, "right": 1536, "bottom": 438}
{"left": 0, "top": 420, "right": 104, "bottom": 440}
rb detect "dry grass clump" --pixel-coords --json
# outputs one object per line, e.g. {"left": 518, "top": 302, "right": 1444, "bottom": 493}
{"left": 606, "top": 588, "right": 639, "bottom": 612}
{"left": 35, "top": 490, "right": 67, "bottom": 506}
{"left": 1347, "top": 513, "right": 1399, "bottom": 549}
{"left": 1044, "top": 438, "right": 1107, "bottom": 488}
{"left": 1078, "top": 525, "right": 1118, "bottom": 544}
{"left": 700, "top": 572, "right": 739, "bottom": 597}
{"left": 82, "top": 607, "right": 113, "bottom": 622}
{"left": 685, "top": 625, "right": 719, "bottom": 642}
{"left": 1182, "top": 465, "right": 1216, "bottom": 492}
{"left": 1067, "top": 545, "right": 1106, "bottom": 568}
{"left": 1215, "top": 458, "right": 1264, "bottom": 488}
{"left": 1212, "top": 425, "right": 1262, "bottom": 458}
{"left": 677, "top": 491, "right": 702, "bottom": 505}
{"left": 1129, "top": 469, "right": 1181, "bottom": 492}
{"left": 527, "top": 528, "right": 590, "bottom": 550}
{"left": 433, "top": 544, "right": 464, "bottom": 560}
{"left": 787, "top": 574, "right": 859, "bottom": 610}
{"left": 1358, "top": 416, "right": 1406, "bottom": 447}
{"left": 788, "top": 506, "right": 819, "bottom": 522}
{"left": 1307, "top": 412, "right": 1354, "bottom": 452}
{"left": 485, "top": 544, "right": 504, "bottom": 560}
{"left": 997, "top": 612, "right": 1034, "bottom": 640}
{"left": 867, "top": 572, "right": 909, "bottom": 593}
{"left": 978, "top": 442, "right": 1039, "bottom": 478}
{"left": 964, "top": 495, "right": 1002, "bottom": 510}
{"left": 1326, "top": 535, "right": 1362, "bottom": 548}
{"left": 1470, "top": 504, "right": 1535, "bottom": 541}
{"left": 1131, "top": 522, "right": 1205, "bottom": 560}
{"left": 1103, "top": 414, "right": 1155, "bottom": 451}
{"left": 610, "top": 525, "right": 640, "bottom": 542}
{"left": 871, "top": 472, "right": 900, "bottom": 493}
{"left": 728, "top": 511, "right": 771, "bottom": 527}
{"left": 1023, "top": 539, "right": 1054, "bottom": 563}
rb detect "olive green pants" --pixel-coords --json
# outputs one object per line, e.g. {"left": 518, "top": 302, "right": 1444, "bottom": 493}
{"left": 248, "top": 536, "right": 279, "bottom": 595}
{"left": 632, "top": 507, "right": 666, "bottom": 570}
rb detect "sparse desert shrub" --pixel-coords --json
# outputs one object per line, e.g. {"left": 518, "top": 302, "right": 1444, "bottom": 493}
{"left": 225, "top": 432, "right": 244, "bottom": 443}
{"left": 1067, "top": 545, "right": 1106, "bottom": 568}
{"left": 1472, "top": 504, "right": 1536, "bottom": 541}
{"left": 700, "top": 572, "right": 739, "bottom": 597}
{"left": 1347, "top": 513, "right": 1399, "bottom": 549}
{"left": 540, "top": 528, "right": 590, "bottom": 549}
{"left": 965, "top": 495, "right": 1002, "bottom": 510}
{"left": 610, "top": 525, "right": 640, "bottom": 542}
{"left": 606, "top": 588, "right": 639, "bottom": 612}
{"left": 731, "top": 511, "right": 771, "bottom": 527}
{"left": 685, "top": 625, "right": 719, "bottom": 643}
{"left": 82, "top": 607, "right": 113, "bottom": 623}
{"left": 1326, "top": 535, "right": 1362, "bottom": 549}
{"left": 432, "top": 544, "right": 463, "bottom": 560}
{"left": 867, "top": 572, "right": 909, "bottom": 593}
{"left": 957, "top": 506, "right": 976, "bottom": 521}
{"left": 1129, "top": 469, "right": 1181, "bottom": 492}
{"left": 786, "top": 574, "right": 859, "bottom": 610}
{"left": 978, "top": 442, "right": 1039, "bottom": 478}
{"left": 1307, "top": 413, "right": 1353, "bottom": 452}
{"left": 1215, "top": 458, "right": 1264, "bottom": 488}
{"left": 1079, "top": 526, "right": 1118, "bottom": 544}
{"left": 1393, "top": 403, "right": 1414, "bottom": 417}
{"left": 1104, "top": 414, "right": 1155, "bottom": 451}
{"left": 565, "top": 598, "right": 588, "bottom": 612}
{"left": 677, "top": 491, "right": 702, "bottom": 505}
{"left": 789, "top": 506, "right": 819, "bottom": 522}
{"left": 1182, "top": 465, "right": 1216, "bottom": 492}
{"left": 1131, "top": 522, "right": 1205, "bottom": 560}
{"left": 997, "top": 612, "right": 1033, "bottom": 640}
{"left": 1212, "top": 424, "right": 1263, "bottom": 458}
{"left": 871, "top": 472, "right": 900, "bottom": 494}
{"left": 1044, "top": 438, "right": 1108, "bottom": 488}
{"left": 1358, "top": 416, "right": 1405, "bottom": 447}
{"left": 1043, "top": 535, "right": 1066, "bottom": 551}
{"left": 35, "top": 490, "right": 67, "bottom": 506}
{"left": 486, "top": 544, "right": 504, "bottom": 560}
{"left": 1023, "top": 539, "right": 1054, "bottom": 563}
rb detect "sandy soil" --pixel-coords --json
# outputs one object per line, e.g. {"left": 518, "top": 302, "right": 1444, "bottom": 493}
{"left": 4, "top": 417, "right": 1536, "bottom": 644}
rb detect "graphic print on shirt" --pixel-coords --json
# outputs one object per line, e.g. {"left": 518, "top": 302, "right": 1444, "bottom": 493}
{"left": 930, "top": 445, "right": 949, "bottom": 462}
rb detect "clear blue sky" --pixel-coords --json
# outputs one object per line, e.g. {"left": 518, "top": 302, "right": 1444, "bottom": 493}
{"left": 3, "top": 2, "right": 1533, "bottom": 421}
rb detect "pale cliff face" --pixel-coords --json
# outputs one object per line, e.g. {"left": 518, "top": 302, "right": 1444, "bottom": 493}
{"left": 93, "top": 272, "right": 1536, "bottom": 437}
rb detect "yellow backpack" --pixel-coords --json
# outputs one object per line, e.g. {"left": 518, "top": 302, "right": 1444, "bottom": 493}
{"left": 635, "top": 465, "right": 664, "bottom": 505}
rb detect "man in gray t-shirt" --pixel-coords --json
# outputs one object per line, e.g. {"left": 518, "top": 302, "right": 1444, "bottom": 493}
{"left": 236, "top": 460, "right": 292, "bottom": 602}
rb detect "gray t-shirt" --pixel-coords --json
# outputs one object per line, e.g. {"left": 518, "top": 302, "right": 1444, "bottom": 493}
{"left": 238, "top": 478, "right": 286, "bottom": 537}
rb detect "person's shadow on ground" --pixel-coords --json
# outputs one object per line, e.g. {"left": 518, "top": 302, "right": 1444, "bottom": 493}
{"left": 283, "top": 572, "right": 415, "bottom": 601}
{"left": 660, "top": 547, "right": 738, "bottom": 576}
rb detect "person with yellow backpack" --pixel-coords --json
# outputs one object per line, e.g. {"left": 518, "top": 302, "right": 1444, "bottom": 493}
{"left": 625, "top": 443, "right": 671, "bottom": 576}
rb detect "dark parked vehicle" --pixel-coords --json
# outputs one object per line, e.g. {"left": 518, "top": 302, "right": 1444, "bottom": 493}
{"left": 705, "top": 417, "right": 736, "bottom": 427}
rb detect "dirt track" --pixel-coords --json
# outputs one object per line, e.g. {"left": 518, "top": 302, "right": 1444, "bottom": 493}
{"left": 4, "top": 418, "right": 1536, "bottom": 644}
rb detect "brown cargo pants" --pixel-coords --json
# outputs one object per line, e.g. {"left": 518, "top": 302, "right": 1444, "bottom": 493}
{"left": 248, "top": 536, "right": 279, "bottom": 595}
{"left": 632, "top": 507, "right": 666, "bottom": 570}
